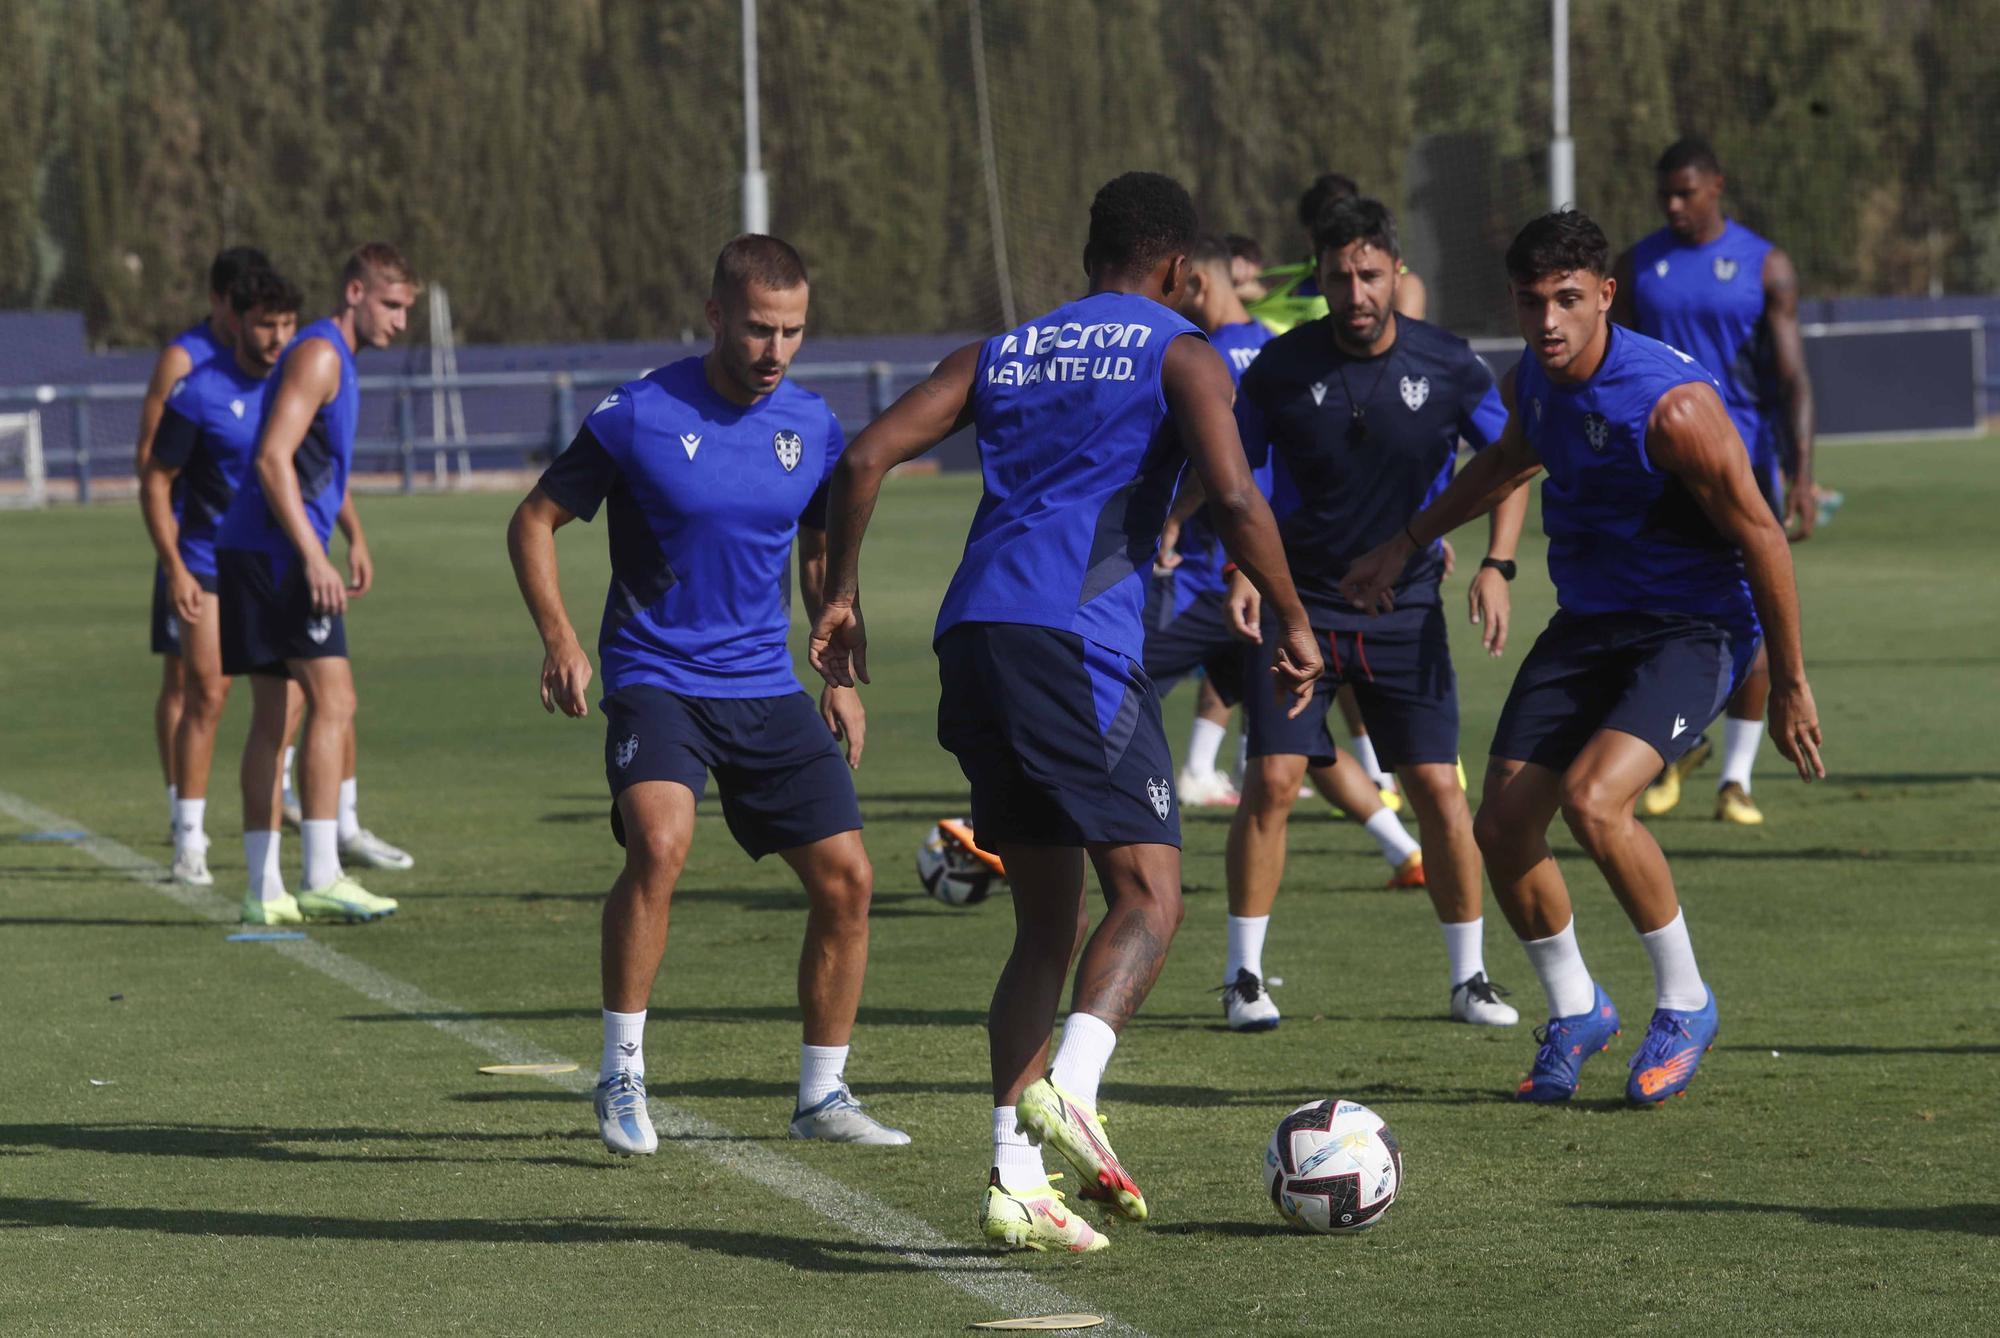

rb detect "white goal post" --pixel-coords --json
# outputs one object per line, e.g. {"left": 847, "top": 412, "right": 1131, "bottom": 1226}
{"left": 0, "top": 410, "right": 47, "bottom": 509}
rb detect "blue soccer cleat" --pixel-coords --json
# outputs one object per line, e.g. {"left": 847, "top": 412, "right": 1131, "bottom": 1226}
{"left": 594, "top": 1071, "right": 658, "bottom": 1155}
{"left": 1516, "top": 983, "right": 1621, "bottom": 1103}
{"left": 1627, "top": 990, "right": 1720, "bottom": 1105}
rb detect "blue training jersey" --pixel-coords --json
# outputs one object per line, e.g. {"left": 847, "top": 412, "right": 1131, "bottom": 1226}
{"left": 1171, "top": 318, "right": 1275, "bottom": 601}
{"left": 169, "top": 318, "right": 229, "bottom": 371}
{"left": 1237, "top": 314, "right": 1508, "bottom": 629}
{"left": 536, "top": 356, "right": 844, "bottom": 700}
{"left": 1515, "top": 324, "right": 1757, "bottom": 635}
{"left": 935, "top": 291, "right": 1204, "bottom": 664}
{"left": 216, "top": 318, "right": 358, "bottom": 559}
{"left": 1628, "top": 220, "right": 1777, "bottom": 466}
{"left": 151, "top": 357, "right": 276, "bottom": 578}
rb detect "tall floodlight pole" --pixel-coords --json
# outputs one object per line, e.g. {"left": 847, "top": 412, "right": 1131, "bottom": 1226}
{"left": 1549, "top": 0, "right": 1575, "bottom": 211}
{"left": 742, "top": 0, "right": 769, "bottom": 234}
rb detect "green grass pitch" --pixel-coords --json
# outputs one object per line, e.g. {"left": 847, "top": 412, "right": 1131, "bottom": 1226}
{"left": 2, "top": 439, "right": 1996, "bottom": 1334}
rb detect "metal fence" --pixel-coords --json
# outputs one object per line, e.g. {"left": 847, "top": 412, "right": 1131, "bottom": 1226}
{"left": 0, "top": 360, "right": 938, "bottom": 503}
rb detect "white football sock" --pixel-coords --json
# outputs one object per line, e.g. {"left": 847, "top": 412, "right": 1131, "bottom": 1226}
{"left": 1049, "top": 1012, "right": 1118, "bottom": 1111}
{"left": 798, "top": 1043, "right": 849, "bottom": 1110}
{"left": 1226, "top": 913, "right": 1269, "bottom": 984}
{"left": 166, "top": 783, "right": 178, "bottom": 826}
{"left": 281, "top": 747, "right": 297, "bottom": 806}
{"left": 993, "top": 1105, "right": 1046, "bottom": 1191}
{"left": 1520, "top": 919, "right": 1595, "bottom": 1018}
{"left": 244, "top": 829, "right": 284, "bottom": 903}
{"left": 1440, "top": 917, "right": 1485, "bottom": 988}
{"left": 1639, "top": 910, "right": 1709, "bottom": 1011}
{"left": 1185, "top": 717, "right": 1227, "bottom": 780}
{"left": 337, "top": 776, "right": 361, "bottom": 842}
{"left": 1718, "top": 716, "right": 1762, "bottom": 792}
{"left": 601, "top": 1008, "right": 646, "bottom": 1080}
{"left": 301, "top": 819, "right": 342, "bottom": 891}
{"left": 173, "top": 798, "right": 207, "bottom": 854}
{"left": 1363, "top": 808, "right": 1419, "bottom": 867}
{"left": 1351, "top": 733, "right": 1394, "bottom": 789}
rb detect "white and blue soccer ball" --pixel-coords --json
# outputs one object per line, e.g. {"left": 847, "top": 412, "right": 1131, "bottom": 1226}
{"left": 917, "top": 820, "right": 998, "bottom": 907}
{"left": 1263, "top": 1098, "right": 1403, "bottom": 1234}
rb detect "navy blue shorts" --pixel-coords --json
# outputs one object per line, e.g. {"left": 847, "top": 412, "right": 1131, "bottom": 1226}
{"left": 602, "top": 686, "right": 861, "bottom": 860}
{"left": 150, "top": 565, "right": 180, "bottom": 656}
{"left": 936, "top": 622, "right": 1180, "bottom": 848}
{"left": 1142, "top": 578, "right": 1245, "bottom": 706}
{"left": 1490, "top": 610, "right": 1760, "bottom": 772}
{"left": 216, "top": 548, "right": 347, "bottom": 677}
{"left": 1244, "top": 607, "right": 1459, "bottom": 770}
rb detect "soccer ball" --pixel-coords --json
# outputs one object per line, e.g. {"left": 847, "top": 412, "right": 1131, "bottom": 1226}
{"left": 917, "top": 820, "right": 999, "bottom": 907}
{"left": 1263, "top": 1098, "right": 1403, "bottom": 1233}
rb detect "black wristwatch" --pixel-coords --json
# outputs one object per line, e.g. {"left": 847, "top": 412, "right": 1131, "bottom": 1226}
{"left": 1479, "top": 557, "right": 1517, "bottom": 581}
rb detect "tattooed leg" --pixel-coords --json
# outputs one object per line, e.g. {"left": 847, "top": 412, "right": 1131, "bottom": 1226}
{"left": 1071, "top": 842, "right": 1185, "bottom": 1030}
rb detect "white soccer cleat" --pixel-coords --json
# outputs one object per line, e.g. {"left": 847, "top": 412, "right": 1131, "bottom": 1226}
{"left": 1450, "top": 972, "right": 1520, "bottom": 1027}
{"left": 170, "top": 845, "right": 213, "bottom": 887}
{"left": 1176, "top": 767, "right": 1240, "bottom": 807}
{"left": 789, "top": 1085, "right": 911, "bottom": 1145}
{"left": 339, "top": 827, "right": 415, "bottom": 870}
{"left": 594, "top": 1071, "right": 659, "bottom": 1155}
{"left": 280, "top": 796, "right": 302, "bottom": 831}
{"left": 1219, "top": 968, "right": 1281, "bottom": 1032}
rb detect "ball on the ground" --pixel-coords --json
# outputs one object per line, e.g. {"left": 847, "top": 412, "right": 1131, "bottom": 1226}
{"left": 917, "top": 820, "right": 998, "bottom": 906}
{"left": 1263, "top": 1098, "right": 1402, "bottom": 1233}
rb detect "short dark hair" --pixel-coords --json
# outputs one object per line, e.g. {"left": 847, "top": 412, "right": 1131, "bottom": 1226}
{"left": 229, "top": 266, "right": 303, "bottom": 317}
{"left": 1188, "top": 233, "right": 1234, "bottom": 271}
{"left": 711, "top": 234, "right": 809, "bottom": 301}
{"left": 1313, "top": 197, "right": 1400, "bottom": 262}
{"left": 1656, "top": 136, "right": 1722, "bottom": 177}
{"left": 1505, "top": 209, "right": 1611, "bottom": 285}
{"left": 1297, "top": 173, "right": 1358, "bottom": 230}
{"left": 1085, "top": 172, "right": 1198, "bottom": 278}
{"left": 208, "top": 246, "right": 269, "bottom": 297}
{"left": 1224, "top": 233, "right": 1263, "bottom": 266}
{"left": 341, "top": 241, "right": 417, "bottom": 291}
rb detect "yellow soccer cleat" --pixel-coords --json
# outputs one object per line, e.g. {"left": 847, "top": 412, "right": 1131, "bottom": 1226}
{"left": 240, "top": 891, "right": 303, "bottom": 926}
{"left": 297, "top": 876, "right": 399, "bottom": 923}
{"left": 1016, "top": 1079, "right": 1147, "bottom": 1222}
{"left": 1714, "top": 782, "right": 1764, "bottom": 825}
{"left": 981, "top": 1170, "right": 1108, "bottom": 1253}
{"left": 1640, "top": 737, "right": 1712, "bottom": 816}
{"left": 1377, "top": 787, "right": 1403, "bottom": 814}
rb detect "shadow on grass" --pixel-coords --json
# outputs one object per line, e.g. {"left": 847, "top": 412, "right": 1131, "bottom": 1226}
{"left": 0, "top": 1122, "right": 591, "bottom": 1165}
{"left": 1575, "top": 1199, "right": 2000, "bottom": 1237}
{"left": 343, "top": 1003, "right": 990, "bottom": 1027}
{"left": 0, "top": 1197, "right": 990, "bottom": 1266}
{"left": 450, "top": 1077, "right": 1515, "bottom": 1109}
{"left": 1148, "top": 1220, "right": 1301, "bottom": 1238}
{"left": 0, "top": 916, "right": 210, "bottom": 928}
{"left": 1654, "top": 846, "right": 1999, "bottom": 864}
{"left": 1720, "top": 1043, "right": 2000, "bottom": 1057}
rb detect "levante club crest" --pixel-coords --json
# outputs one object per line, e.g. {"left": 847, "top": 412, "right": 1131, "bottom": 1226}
{"left": 774, "top": 430, "right": 803, "bottom": 472}
{"left": 1146, "top": 777, "right": 1172, "bottom": 821}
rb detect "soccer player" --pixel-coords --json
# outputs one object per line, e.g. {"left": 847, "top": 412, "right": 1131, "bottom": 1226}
{"left": 1226, "top": 232, "right": 1268, "bottom": 304}
{"left": 506, "top": 235, "right": 907, "bottom": 1158}
{"left": 1223, "top": 198, "right": 1525, "bottom": 1032}
{"left": 808, "top": 173, "right": 1319, "bottom": 1252}
{"left": 1614, "top": 137, "right": 1818, "bottom": 825}
{"left": 217, "top": 243, "right": 416, "bottom": 926}
{"left": 136, "top": 245, "right": 268, "bottom": 836}
{"left": 1153, "top": 235, "right": 1426, "bottom": 901}
{"left": 141, "top": 267, "right": 305, "bottom": 886}
{"left": 1342, "top": 209, "right": 1824, "bottom": 1105}
{"left": 1250, "top": 173, "right": 1431, "bottom": 333}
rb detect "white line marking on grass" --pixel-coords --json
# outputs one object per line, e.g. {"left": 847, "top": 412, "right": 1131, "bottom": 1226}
{"left": 0, "top": 790, "right": 1143, "bottom": 1334}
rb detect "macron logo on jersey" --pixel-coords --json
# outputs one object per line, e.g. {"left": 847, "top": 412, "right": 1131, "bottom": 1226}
{"left": 680, "top": 432, "right": 701, "bottom": 460}
{"left": 229, "top": 399, "right": 246, "bottom": 419}
{"left": 1310, "top": 382, "right": 1328, "bottom": 406}
{"left": 593, "top": 393, "right": 621, "bottom": 414}
{"left": 985, "top": 320, "right": 1155, "bottom": 388}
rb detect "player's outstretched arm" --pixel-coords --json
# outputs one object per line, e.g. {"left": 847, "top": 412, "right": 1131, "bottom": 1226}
{"left": 133, "top": 344, "right": 192, "bottom": 476}
{"left": 1164, "top": 336, "right": 1321, "bottom": 715}
{"left": 808, "top": 341, "right": 980, "bottom": 689}
{"left": 254, "top": 339, "right": 346, "bottom": 615}
{"left": 505, "top": 486, "right": 592, "bottom": 718}
{"left": 1648, "top": 383, "right": 1823, "bottom": 781}
{"left": 1342, "top": 378, "right": 1543, "bottom": 615}
{"left": 1764, "top": 248, "right": 1817, "bottom": 540}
